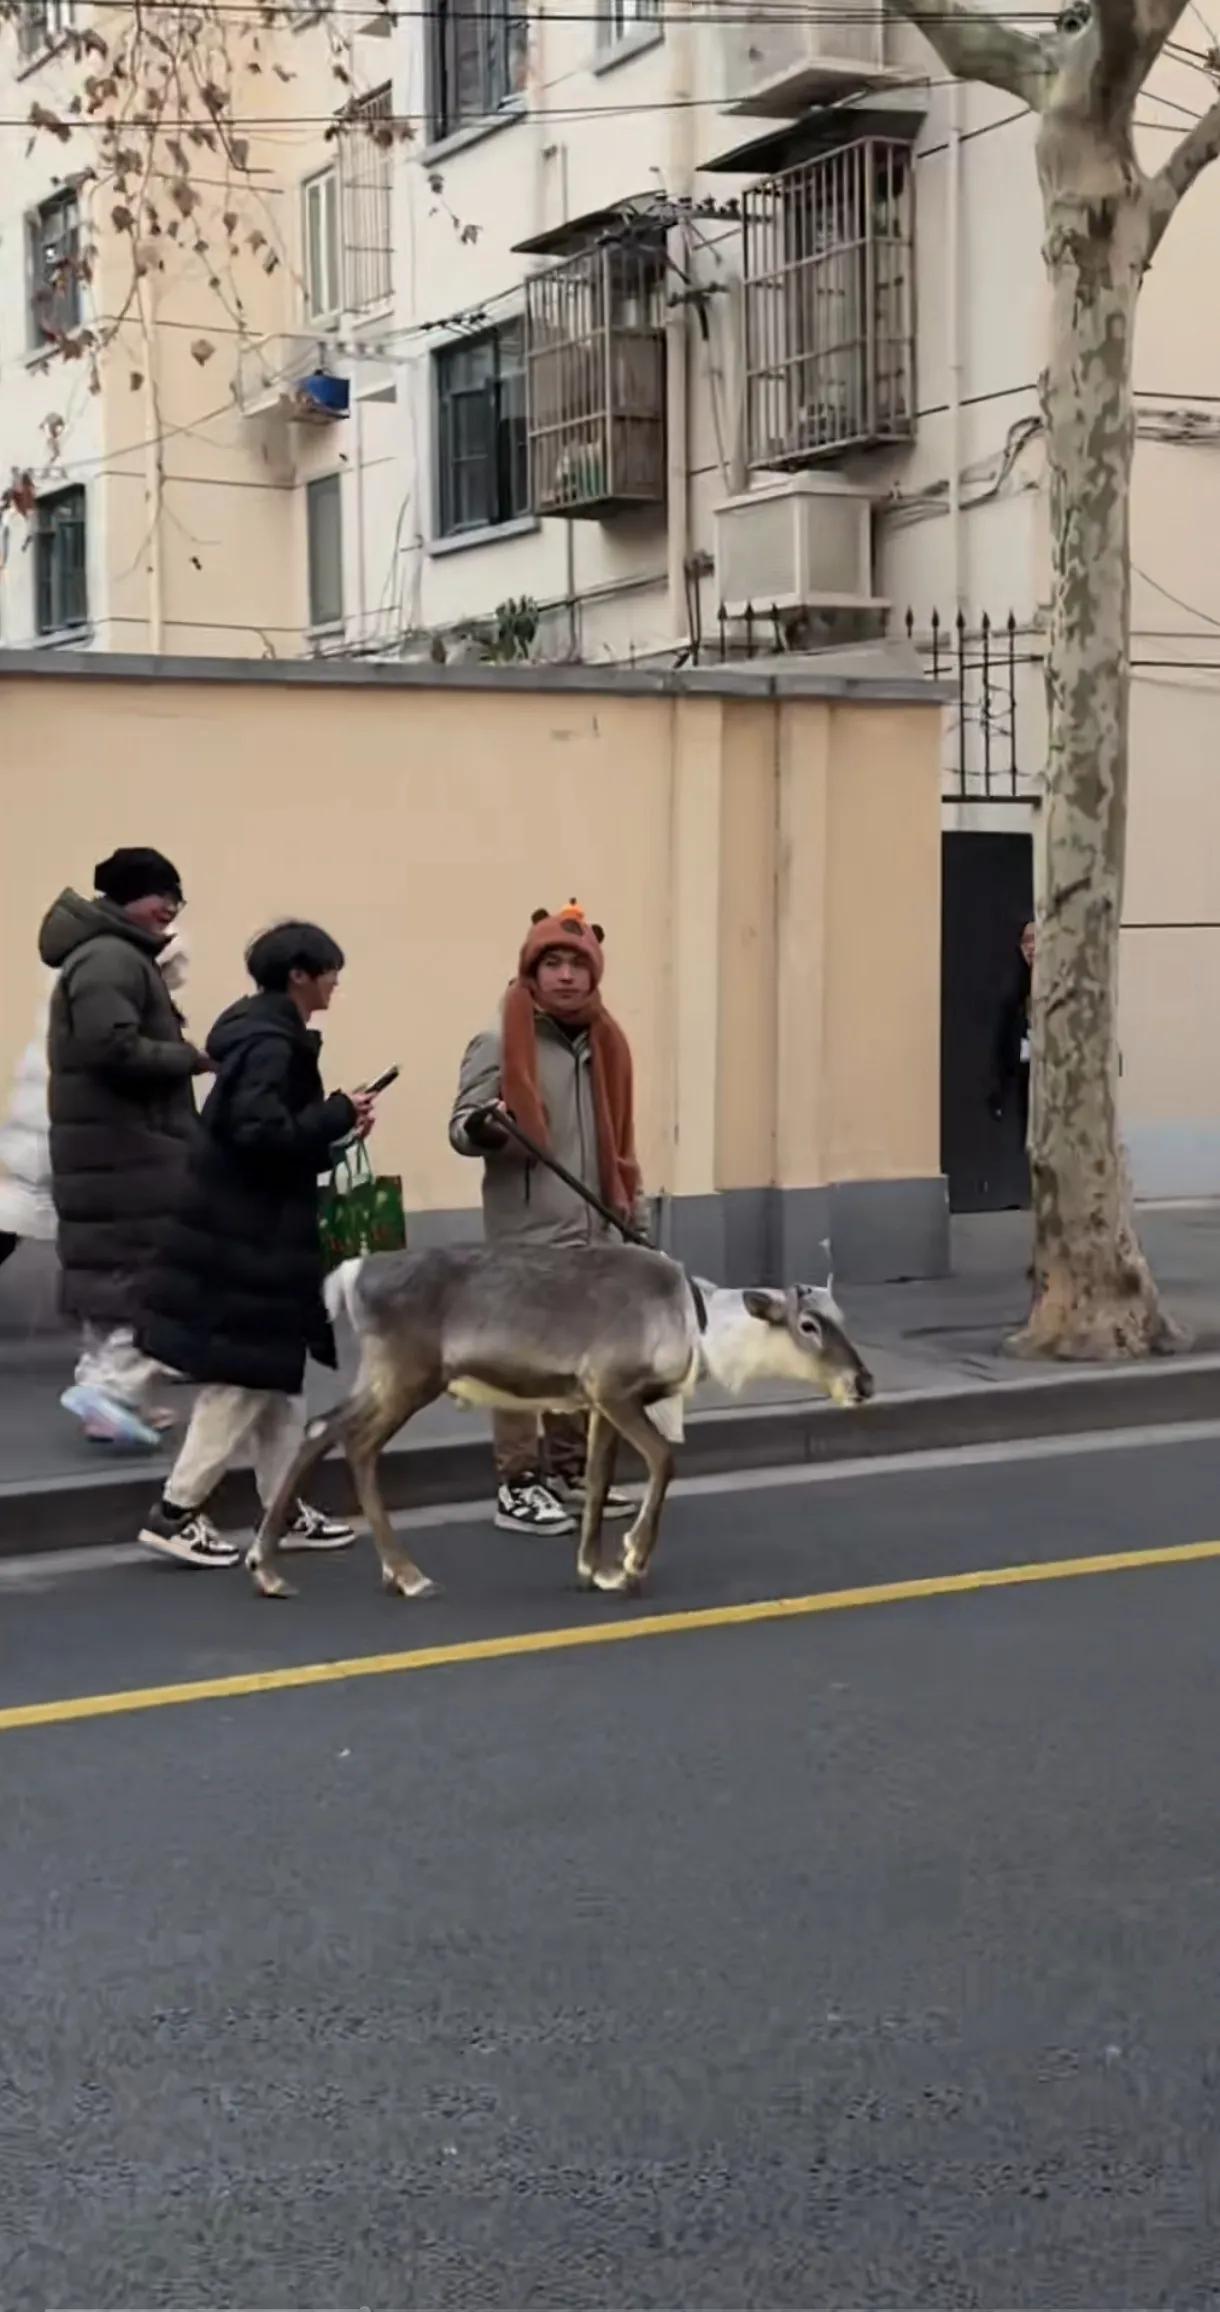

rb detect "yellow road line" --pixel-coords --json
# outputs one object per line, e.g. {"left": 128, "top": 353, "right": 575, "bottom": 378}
{"left": 5, "top": 1535, "right": 1220, "bottom": 1735}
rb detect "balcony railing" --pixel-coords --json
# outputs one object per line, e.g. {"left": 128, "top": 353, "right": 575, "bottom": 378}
{"left": 525, "top": 242, "right": 666, "bottom": 519}
{"left": 744, "top": 138, "right": 915, "bottom": 468}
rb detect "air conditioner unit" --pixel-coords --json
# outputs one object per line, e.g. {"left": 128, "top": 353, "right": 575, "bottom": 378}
{"left": 713, "top": 473, "right": 884, "bottom": 618}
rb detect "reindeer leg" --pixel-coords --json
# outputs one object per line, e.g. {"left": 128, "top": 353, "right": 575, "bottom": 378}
{"left": 345, "top": 1386, "right": 439, "bottom": 1599}
{"left": 576, "top": 1409, "right": 616, "bottom": 1591}
{"left": 590, "top": 1398, "right": 674, "bottom": 1597}
{"left": 247, "top": 1398, "right": 353, "bottom": 1598}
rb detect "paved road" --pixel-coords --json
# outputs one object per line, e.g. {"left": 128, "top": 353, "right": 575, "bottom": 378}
{"left": 6, "top": 1431, "right": 1220, "bottom": 2310}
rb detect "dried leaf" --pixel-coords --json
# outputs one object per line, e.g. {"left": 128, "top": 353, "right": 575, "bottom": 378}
{"left": 28, "top": 101, "right": 72, "bottom": 143}
{"left": 111, "top": 202, "right": 134, "bottom": 232}
{"left": 222, "top": 210, "right": 238, "bottom": 235}
{"left": 129, "top": 369, "right": 144, "bottom": 391}
{"left": 190, "top": 336, "right": 216, "bottom": 366}
{"left": 231, "top": 137, "right": 251, "bottom": 171}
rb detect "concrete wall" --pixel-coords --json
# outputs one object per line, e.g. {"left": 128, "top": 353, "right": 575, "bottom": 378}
{"left": 0, "top": 657, "right": 947, "bottom": 1283}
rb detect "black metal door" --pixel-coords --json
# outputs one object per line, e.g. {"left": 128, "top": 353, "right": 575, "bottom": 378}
{"left": 940, "top": 830, "right": 1034, "bottom": 1212}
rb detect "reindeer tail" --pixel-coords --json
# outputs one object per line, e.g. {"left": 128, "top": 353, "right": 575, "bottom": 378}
{"left": 324, "top": 1257, "right": 364, "bottom": 1330}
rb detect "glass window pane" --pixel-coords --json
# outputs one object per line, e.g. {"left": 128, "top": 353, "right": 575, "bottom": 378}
{"left": 307, "top": 474, "right": 343, "bottom": 627}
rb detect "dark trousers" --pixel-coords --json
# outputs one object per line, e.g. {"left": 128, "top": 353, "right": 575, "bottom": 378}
{"left": 493, "top": 1409, "right": 588, "bottom": 1485}
{"left": 0, "top": 1233, "right": 18, "bottom": 1270}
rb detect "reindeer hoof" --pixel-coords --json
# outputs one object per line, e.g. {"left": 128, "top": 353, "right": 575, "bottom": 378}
{"left": 382, "top": 1568, "right": 439, "bottom": 1599}
{"left": 591, "top": 1565, "right": 641, "bottom": 1597}
{"left": 253, "top": 1571, "right": 296, "bottom": 1599}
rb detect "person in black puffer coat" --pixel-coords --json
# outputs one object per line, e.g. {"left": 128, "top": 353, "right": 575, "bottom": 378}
{"left": 137, "top": 921, "right": 376, "bottom": 1570}
{"left": 39, "top": 847, "right": 211, "bottom": 1449}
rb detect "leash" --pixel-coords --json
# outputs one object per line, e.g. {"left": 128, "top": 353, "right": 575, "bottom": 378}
{"left": 467, "top": 1105, "right": 708, "bottom": 1332}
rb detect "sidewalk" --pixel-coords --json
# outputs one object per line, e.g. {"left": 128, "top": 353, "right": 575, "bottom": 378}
{"left": 5, "top": 1206, "right": 1220, "bottom": 1555}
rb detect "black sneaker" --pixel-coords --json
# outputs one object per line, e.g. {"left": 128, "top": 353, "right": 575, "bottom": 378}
{"left": 494, "top": 1479, "right": 575, "bottom": 1536}
{"left": 551, "top": 1473, "right": 635, "bottom": 1521}
{"left": 138, "top": 1505, "right": 241, "bottom": 1569}
{"left": 282, "top": 1501, "right": 356, "bottom": 1552}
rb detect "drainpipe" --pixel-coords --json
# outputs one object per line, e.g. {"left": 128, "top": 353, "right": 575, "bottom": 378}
{"left": 666, "top": 0, "right": 695, "bottom": 649}
{"left": 139, "top": 269, "right": 163, "bottom": 653}
{"left": 947, "top": 74, "right": 963, "bottom": 618}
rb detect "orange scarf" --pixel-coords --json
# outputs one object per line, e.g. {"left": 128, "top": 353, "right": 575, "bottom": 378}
{"left": 500, "top": 979, "right": 641, "bottom": 1222}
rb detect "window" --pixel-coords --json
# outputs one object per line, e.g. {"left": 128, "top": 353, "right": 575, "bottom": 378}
{"left": 28, "top": 188, "right": 81, "bottom": 346}
{"left": 303, "top": 168, "right": 340, "bottom": 322}
{"left": 35, "top": 487, "right": 87, "bottom": 635}
{"left": 339, "top": 86, "right": 393, "bottom": 312}
{"left": 429, "top": 0, "right": 527, "bottom": 142}
{"left": 306, "top": 474, "right": 343, "bottom": 630}
{"left": 596, "top": 0, "right": 659, "bottom": 48}
{"left": 743, "top": 138, "right": 914, "bottom": 467}
{"left": 17, "top": 0, "right": 76, "bottom": 61}
{"left": 435, "top": 322, "right": 528, "bottom": 538}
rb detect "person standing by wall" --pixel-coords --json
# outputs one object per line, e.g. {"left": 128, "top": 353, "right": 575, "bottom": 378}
{"left": 135, "top": 921, "right": 374, "bottom": 1568}
{"left": 39, "top": 848, "right": 210, "bottom": 1447}
{"left": 990, "top": 919, "right": 1035, "bottom": 1147}
{"left": 449, "top": 901, "right": 650, "bottom": 1536}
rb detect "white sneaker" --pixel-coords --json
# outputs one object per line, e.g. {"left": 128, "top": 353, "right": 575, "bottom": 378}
{"left": 138, "top": 1505, "right": 241, "bottom": 1569}
{"left": 494, "top": 1479, "right": 575, "bottom": 1536}
{"left": 551, "top": 1474, "right": 635, "bottom": 1521}
{"left": 281, "top": 1500, "right": 356, "bottom": 1552}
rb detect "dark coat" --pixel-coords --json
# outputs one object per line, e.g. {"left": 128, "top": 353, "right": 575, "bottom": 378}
{"left": 990, "top": 954, "right": 1032, "bottom": 1120}
{"left": 39, "top": 889, "right": 202, "bottom": 1325}
{"left": 138, "top": 992, "right": 355, "bottom": 1393}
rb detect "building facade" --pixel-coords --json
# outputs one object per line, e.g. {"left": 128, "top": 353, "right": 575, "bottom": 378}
{"left": 2, "top": 0, "right": 1219, "bottom": 1199}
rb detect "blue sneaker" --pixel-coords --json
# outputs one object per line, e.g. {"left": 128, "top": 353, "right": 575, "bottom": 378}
{"left": 61, "top": 1383, "right": 162, "bottom": 1451}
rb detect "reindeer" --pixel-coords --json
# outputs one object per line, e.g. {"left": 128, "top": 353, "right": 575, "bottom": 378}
{"left": 247, "top": 1243, "right": 874, "bottom": 1601}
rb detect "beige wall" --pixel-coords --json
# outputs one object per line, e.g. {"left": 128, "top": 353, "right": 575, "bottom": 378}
{"left": 0, "top": 665, "right": 943, "bottom": 1219}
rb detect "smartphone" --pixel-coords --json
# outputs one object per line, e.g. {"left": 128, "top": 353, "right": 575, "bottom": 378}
{"left": 363, "top": 1064, "right": 400, "bottom": 1098}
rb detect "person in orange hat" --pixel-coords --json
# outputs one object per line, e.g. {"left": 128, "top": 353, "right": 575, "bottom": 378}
{"left": 449, "top": 901, "right": 651, "bottom": 1537}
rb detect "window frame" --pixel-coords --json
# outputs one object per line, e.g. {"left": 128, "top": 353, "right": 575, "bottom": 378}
{"left": 27, "top": 186, "right": 82, "bottom": 348}
{"left": 306, "top": 471, "right": 344, "bottom": 633}
{"left": 302, "top": 166, "right": 341, "bottom": 324}
{"left": 34, "top": 484, "right": 88, "bottom": 638}
{"left": 434, "top": 319, "right": 529, "bottom": 542}
{"left": 428, "top": 0, "right": 527, "bottom": 143}
{"left": 17, "top": 0, "right": 76, "bottom": 64}
{"left": 595, "top": 0, "right": 659, "bottom": 51}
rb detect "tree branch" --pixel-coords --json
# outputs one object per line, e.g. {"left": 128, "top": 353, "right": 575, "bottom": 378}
{"left": 1093, "top": 0, "right": 1193, "bottom": 109}
{"left": 1148, "top": 90, "right": 1220, "bottom": 251}
{"left": 887, "top": 0, "right": 1049, "bottom": 105}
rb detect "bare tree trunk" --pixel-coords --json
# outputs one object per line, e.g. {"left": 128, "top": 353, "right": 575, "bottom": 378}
{"left": 1014, "top": 148, "right": 1178, "bottom": 1358}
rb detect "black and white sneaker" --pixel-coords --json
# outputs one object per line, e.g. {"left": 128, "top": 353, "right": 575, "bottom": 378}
{"left": 281, "top": 1501, "right": 356, "bottom": 1552}
{"left": 138, "top": 1504, "right": 241, "bottom": 1569}
{"left": 551, "top": 1474, "right": 635, "bottom": 1522}
{"left": 494, "top": 1479, "right": 575, "bottom": 1536}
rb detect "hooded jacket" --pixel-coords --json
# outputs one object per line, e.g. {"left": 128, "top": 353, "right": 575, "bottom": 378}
{"left": 39, "top": 889, "right": 202, "bottom": 1322}
{"left": 138, "top": 991, "right": 355, "bottom": 1393}
{"left": 0, "top": 979, "right": 55, "bottom": 1243}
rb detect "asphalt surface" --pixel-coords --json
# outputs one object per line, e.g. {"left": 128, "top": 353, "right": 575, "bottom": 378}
{"left": 6, "top": 1434, "right": 1220, "bottom": 2308}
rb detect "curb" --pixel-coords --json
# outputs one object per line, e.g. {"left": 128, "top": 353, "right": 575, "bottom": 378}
{"left": 5, "top": 1353, "right": 1220, "bottom": 1559}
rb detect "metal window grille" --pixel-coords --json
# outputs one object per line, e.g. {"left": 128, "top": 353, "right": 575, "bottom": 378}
{"left": 306, "top": 474, "right": 344, "bottom": 629}
{"left": 35, "top": 486, "right": 87, "bottom": 634}
{"left": 525, "top": 240, "right": 666, "bottom": 517}
{"left": 27, "top": 188, "right": 80, "bottom": 345}
{"left": 17, "top": 0, "right": 75, "bottom": 59}
{"left": 596, "top": 0, "right": 659, "bottom": 48}
{"left": 436, "top": 321, "right": 528, "bottom": 536}
{"left": 303, "top": 168, "right": 340, "bottom": 322}
{"left": 430, "top": 0, "right": 528, "bottom": 139}
{"left": 743, "top": 138, "right": 914, "bottom": 468}
{"left": 339, "top": 85, "right": 393, "bottom": 313}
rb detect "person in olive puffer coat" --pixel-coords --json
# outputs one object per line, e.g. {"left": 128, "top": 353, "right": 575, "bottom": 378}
{"left": 38, "top": 847, "right": 211, "bottom": 1448}
{"left": 449, "top": 901, "right": 650, "bottom": 1539}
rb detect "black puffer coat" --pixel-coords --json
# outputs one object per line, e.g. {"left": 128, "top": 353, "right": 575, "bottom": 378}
{"left": 39, "top": 889, "right": 202, "bottom": 1324}
{"left": 139, "top": 992, "right": 355, "bottom": 1393}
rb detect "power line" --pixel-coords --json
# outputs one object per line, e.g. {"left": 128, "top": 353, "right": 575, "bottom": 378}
{"left": 9, "top": 1, "right": 1075, "bottom": 18}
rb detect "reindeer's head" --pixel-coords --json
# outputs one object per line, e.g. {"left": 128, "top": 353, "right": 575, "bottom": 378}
{"left": 739, "top": 1284, "right": 875, "bottom": 1408}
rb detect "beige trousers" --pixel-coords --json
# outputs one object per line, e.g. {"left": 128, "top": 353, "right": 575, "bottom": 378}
{"left": 166, "top": 1385, "right": 305, "bottom": 1513}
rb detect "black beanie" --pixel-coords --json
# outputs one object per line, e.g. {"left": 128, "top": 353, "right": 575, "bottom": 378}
{"left": 93, "top": 847, "right": 183, "bottom": 906}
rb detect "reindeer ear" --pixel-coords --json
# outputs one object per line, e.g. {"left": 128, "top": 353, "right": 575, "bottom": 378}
{"left": 592, "top": 922, "right": 605, "bottom": 944}
{"left": 530, "top": 907, "right": 549, "bottom": 924}
{"left": 743, "top": 1289, "right": 785, "bottom": 1326}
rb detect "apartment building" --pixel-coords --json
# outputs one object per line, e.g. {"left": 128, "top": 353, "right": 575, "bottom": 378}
{"left": 2, "top": 0, "right": 1220, "bottom": 1200}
